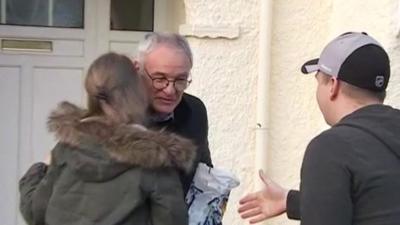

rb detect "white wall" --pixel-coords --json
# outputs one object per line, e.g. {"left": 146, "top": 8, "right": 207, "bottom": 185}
{"left": 182, "top": 0, "right": 260, "bottom": 224}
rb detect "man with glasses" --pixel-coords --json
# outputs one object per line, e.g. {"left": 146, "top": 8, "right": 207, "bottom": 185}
{"left": 135, "top": 32, "right": 213, "bottom": 194}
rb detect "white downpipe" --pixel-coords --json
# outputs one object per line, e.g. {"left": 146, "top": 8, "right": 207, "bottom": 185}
{"left": 255, "top": 0, "right": 273, "bottom": 190}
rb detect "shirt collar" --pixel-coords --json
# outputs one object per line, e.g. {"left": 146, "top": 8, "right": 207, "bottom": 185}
{"left": 150, "top": 112, "right": 174, "bottom": 123}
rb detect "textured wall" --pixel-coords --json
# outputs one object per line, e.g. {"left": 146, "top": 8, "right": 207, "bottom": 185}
{"left": 181, "top": 0, "right": 400, "bottom": 224}
{"left": 182, "top": 0, "right": 260, "bottom": 224}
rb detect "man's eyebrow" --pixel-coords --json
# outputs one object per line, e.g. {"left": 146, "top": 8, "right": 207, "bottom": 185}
{"left": 150, "top": 72, "right": 168, "bottom": 77}
{"left": 177, "top": 73, "right": 190, "bottom": 78}
{"left": 151, "top": 72, "right": 189, "bottom": 78}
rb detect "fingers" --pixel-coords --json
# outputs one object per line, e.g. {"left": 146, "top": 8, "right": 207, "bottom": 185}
{"left": 240, "top": 207, "right": 262, "bottom": 219}
{"left": 238, "top": 200, "right": 259, "bottom": 213}
{"left": 249, "top": 214, "right": 269, "bottom": 224}
{"left": 238, "top": 170, "right": 286, "bottom": 224}
{"left": 239, "top": 204, "right": 269, "bottom": 224}
{"left": 239, "top": 193, "right": 257, "bottom": 204}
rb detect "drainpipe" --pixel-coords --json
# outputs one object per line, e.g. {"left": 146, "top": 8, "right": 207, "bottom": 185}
{"left": 255, "top": 0, "right": 273, "bottom": 190}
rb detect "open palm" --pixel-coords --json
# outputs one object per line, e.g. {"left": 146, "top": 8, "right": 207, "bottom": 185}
{"left": 238, "top": 170, "right": 288, "bottom": 224}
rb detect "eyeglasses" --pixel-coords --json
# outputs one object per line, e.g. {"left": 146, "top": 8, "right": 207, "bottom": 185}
{"left": 144, "top": 68, "right": 192, "bottom": 92}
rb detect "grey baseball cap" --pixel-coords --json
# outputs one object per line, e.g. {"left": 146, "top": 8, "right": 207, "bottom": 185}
{"left": 301, "top": 32, "right": 390, "bottom": 92}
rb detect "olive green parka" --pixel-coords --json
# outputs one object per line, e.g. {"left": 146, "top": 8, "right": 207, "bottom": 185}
{"left": 19, "top": 102, "right": 196, "bottom": 225}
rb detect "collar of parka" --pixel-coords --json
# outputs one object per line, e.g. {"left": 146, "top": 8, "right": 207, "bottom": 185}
{"left": 47, "top": 101, "right": 196, "bottom": 173}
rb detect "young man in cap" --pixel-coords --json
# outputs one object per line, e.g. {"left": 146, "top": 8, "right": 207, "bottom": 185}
{"left": 239, "top": 32, "right": 400, "bottom": 225}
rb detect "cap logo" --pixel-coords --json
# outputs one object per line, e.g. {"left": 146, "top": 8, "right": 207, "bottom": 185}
{"left": 375, "top": 76, "right": 385, "bottom": 88}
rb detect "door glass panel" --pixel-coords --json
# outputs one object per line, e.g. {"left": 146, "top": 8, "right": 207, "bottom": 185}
{"left": 53, "top": 0, "right": 84, "bottom": 28}
{"left": 2, "top": 0, "right": 84, "bottom": 28}
{"left": 6, "top": 0, "right": 48, "bottom": 26}
{"left": 110, "top": 0, "right": 154, "bottom": 31}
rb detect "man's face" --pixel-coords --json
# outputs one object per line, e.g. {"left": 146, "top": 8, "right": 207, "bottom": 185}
{"left": 143, "top": 45, "right": 191, "bottom": 115}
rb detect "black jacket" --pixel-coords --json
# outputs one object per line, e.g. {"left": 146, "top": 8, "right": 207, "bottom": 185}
{"left": 287, "top": 104, "right": 400, "bottom": 225}
{"left": 151, "top": 93, "right": 213, "bottom": 194}
{"left": 19, "top": 102, "right": 196, "bottom": 225}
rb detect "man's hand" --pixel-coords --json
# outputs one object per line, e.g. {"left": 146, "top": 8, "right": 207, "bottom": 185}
{"left": 238, "top": 170, "right": 289, "bottom": 224}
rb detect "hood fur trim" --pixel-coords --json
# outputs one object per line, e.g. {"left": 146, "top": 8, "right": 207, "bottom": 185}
{"left": 47, "top": 101, "right": 196, "bottom": 172}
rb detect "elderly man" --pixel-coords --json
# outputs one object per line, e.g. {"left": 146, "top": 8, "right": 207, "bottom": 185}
{"left": 134, "top": 32, "right": 213, "bottom": 193}
{"left": 239, "top": 32, "right": 400, "bottom": 225}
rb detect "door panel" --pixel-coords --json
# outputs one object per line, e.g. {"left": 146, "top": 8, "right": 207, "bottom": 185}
{"left": 0, "top": 66, "right": 21, "bottom": 225}
{"left": 109, "top": 41, "right": 139, "bottom": 57}
{"left": 31, "top": 67, "right": 83, "bottom": 162}
{"left": 108, "top": 31, "right": 147, "bottom": 57}
{"left": 0, "top": 0, "right": 163, "bottom": 224}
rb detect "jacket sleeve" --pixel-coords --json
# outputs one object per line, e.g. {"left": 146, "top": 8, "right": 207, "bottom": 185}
{"left": 19, "top": 163, "right": 48, "bottom": 225}
{"left": 198, "top": 101, "right": 212, "bottom": 168}
{"left": 300, "top": 133, "right": 352, "bottom": 225}
{"left": 286, "top": 190, "right": 301, "bottom": 220}
{"left": 199, "top": 129, "right": 212, "bottom": 167}
{"left": 19, "top": 144, "right": 64, "bottom": 225}
{"left": 147, "top": 169, "right": 189, "bottom": 225}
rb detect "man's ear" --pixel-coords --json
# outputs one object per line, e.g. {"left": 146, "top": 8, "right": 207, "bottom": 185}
{"left": 131, "top": 58, "right": 140, "bottom": 71}
{"left": 329, "top": 77, "right": 340, "bottom": 100}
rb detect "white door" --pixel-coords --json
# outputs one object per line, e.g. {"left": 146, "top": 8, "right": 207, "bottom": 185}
{"left": 0, "top": 0, "right": 168, "bottom": 224}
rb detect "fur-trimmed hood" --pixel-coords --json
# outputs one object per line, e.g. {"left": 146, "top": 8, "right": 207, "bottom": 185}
{"left": 47, "top": 101, "right": 196, "bottom": 181}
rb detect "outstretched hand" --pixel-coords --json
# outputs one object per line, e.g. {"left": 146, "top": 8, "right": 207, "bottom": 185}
{"left": 238, "top": 170, "right": 289, "bottom": 224}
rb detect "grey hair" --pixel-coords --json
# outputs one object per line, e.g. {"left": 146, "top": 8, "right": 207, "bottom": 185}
{"left": 136, "top": 32, "right": 193, "bottom": 70}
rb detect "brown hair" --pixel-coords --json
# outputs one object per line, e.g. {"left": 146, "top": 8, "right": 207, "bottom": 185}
{"left": 320, "top": 72, "right": 386, "bottom": 102}
{"left": 341, "top": 82, "right": 386, "bottom": 103}
{"left": 84, "top": 52, "right": 148, "bottom": 125}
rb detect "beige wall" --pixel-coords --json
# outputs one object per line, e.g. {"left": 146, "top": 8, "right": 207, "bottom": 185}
{"left": 181, "top": 0, "right": 400, "bottom": 224}
{"left": 182, "top": 0, "right": 260, "bottom": 224}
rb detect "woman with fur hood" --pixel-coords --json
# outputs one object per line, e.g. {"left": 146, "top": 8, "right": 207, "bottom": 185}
{"left": 19, "top": 52, "right": 196, "bottom": 225}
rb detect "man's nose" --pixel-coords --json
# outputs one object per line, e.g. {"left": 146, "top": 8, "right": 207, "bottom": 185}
{"left": 162, "top": 82, "right": 176, "bottom": 95}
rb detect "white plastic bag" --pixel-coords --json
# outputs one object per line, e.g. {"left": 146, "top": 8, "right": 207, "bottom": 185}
{"left": 185, "top": 163, "right": 240, "bottom": 225}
